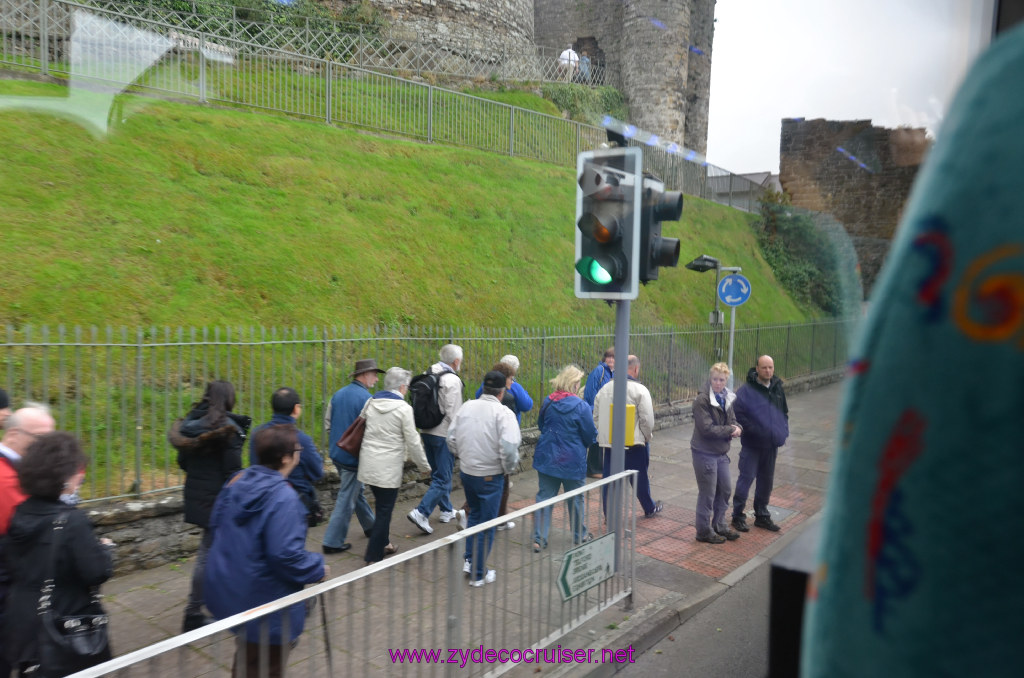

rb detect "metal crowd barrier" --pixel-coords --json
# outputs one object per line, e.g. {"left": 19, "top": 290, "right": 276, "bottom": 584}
{"left": 67, "top": 472, "right": 638, "bottom": 678}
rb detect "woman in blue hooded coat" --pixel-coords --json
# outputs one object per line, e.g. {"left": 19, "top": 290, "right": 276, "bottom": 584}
{"left": 531, "top": 365, "right": 597, "bottom": 552}
{"left": 204, "top": 424, "right": 327, "bottom": 678}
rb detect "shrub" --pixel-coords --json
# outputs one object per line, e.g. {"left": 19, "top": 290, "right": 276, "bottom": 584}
{"left": 540, "top": 83, "right": 628, "bottom": 124}
{"left": 756, "top": 192, "right": 847, "bottom": 315}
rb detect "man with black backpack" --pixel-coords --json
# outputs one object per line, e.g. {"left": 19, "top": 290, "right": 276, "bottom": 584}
{"left": 407, "top": 344, "right": 464, "bottom": 535}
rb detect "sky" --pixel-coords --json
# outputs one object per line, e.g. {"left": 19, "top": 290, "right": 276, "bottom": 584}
{"left": 705, "top": 0, "right": 995, "bottom": 174}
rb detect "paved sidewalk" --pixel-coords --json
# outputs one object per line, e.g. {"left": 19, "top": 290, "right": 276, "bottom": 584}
{"left": 100, "top": 380, "right": 842, "bottom": 674}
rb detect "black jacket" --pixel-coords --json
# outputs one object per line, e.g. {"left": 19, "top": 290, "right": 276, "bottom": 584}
{"left": 169, "top": 405, "right": 251, "bottom": 528}
{"left": 2, "top": 498, "right": 113, "bottom": 667}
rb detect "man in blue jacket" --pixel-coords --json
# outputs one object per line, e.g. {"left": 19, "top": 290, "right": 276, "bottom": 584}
{"left": 250, "top": 387, "right": 324, "bottom": 529}
{"left": 322, "top": 358, "right": 384, "bottom": 553}
{"left": 582, "top": 347, "right": 614, "bottom": 478}
{"left": 731, "top": 355, "right": 789, "bottom": 533}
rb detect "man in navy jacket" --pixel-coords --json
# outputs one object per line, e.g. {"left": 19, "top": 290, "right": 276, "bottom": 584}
{"left": 250, "top": 387, "right": 324, "bottom": 528}
{"left": 731, "top": 355, "right": 789, "bottom": 532}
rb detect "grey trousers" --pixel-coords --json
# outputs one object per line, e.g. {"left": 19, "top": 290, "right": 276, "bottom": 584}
{"left": 691, "top": 449, "right": 733, "bottom": 538}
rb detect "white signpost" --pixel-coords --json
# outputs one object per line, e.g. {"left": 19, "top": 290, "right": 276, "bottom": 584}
{"left": 557, "top": 533, "right": 617, "bottom": 601}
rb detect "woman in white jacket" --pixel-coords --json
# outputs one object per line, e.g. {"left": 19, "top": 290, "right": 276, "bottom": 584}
{"left": 357, "top": 367, "right": 432, "bottom": 565}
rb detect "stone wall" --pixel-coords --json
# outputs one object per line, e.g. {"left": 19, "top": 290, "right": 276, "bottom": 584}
{"left": 328, "top": 0, "right": 535, "bottom": 50}
{"left": 779, "top": 118, "right": 930, "bottom": 294}
{"left": 532, "top": 0, "right": 714, "bottom": 157}
{"left": 89, "top": 368, "right": 843, "bottom": 576}
{"left": 684, "top": 0, "right": 714, "bottom": 156}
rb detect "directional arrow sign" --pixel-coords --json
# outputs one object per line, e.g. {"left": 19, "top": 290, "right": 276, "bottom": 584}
{"left": 717, "top": 273, "right": 752, "bottom": 307}
{"left": 557, "top": 533, "right": 617, "bottom": 601}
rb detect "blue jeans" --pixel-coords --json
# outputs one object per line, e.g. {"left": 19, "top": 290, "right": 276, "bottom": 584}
{"left": 461, "top": 472, "right": 504, "bottom": 581}
{"left": 692, "top": 449, "right": 733, "bottom": 538}
{"left": 602, "top": 444, "right": 656, "bottom": 515}
{"left": 323, "top": 463, "right": 375, "bottom": 548}
{"left": 733, "top": 445, "right": 778, "bottom": 519}
{"left": 532, "top": 472, "right": 587, "bottom": 548}
{"left": 416, "top": 434, "right": 454, "bottom": 517}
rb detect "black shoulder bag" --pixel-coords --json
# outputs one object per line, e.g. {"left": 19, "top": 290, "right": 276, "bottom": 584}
{"left": 36, "top": 511, "right": 112, "bottom": 677}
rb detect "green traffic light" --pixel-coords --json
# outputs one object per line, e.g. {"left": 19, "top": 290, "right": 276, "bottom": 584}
{"left": 575, "top": 257, "right": 613, "bottom": 285}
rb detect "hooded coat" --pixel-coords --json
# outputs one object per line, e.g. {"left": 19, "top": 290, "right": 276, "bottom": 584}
{"left": 203, "top": 465, "right": 324, "bottom": 644}
{"left": 733, "top": 368, "right": 789, "bottom": 450}
{"left": 533, "top": 393, "right": 598, "bottom": 480}
{"left": 3, "top": 498, "right": 113, "bottom": 668}
{"left": 169, "top": 404, "right": 251, "bottom": 528}
{"left": 356, "top": 391, "right": 431, "bottom": 489}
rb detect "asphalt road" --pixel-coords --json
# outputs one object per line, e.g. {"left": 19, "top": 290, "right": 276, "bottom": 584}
{"left": 619, "top": 558, "right": 771, "bottom": 678}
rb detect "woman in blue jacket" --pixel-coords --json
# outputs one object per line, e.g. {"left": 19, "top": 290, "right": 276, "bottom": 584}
{"left": 531, "top": 365, "right": 597, "bottom": 552}
{"left": 204, "top": 424, "right": 327, "bottom": 678}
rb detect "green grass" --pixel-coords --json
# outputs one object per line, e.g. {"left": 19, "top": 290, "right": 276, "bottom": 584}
{"left": 0, "top": 77, "right": 812, "bottom": 329}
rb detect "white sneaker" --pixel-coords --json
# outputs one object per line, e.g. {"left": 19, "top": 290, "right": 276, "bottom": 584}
{"left": 456, "top": 509, "right": 468, "bottom": 530}
{"left": 438, "top": 510, "right": 456, "bottom": 523}
{"left": 462, "top": 559, "right": 471, "bottom": 575}
{"left": 496, "top": 521, "right": 515, "bottom": 531}
{"left": 407, "top": 508, "right": 433, "bottom": 535}
{"left": 469, "top": 569, "right": 496, "bottom": 587}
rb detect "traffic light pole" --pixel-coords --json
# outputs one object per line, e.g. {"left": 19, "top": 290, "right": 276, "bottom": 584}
{"left": 610, "top": 298, "right": 630, "bottom": 476}
{"left": 609, "top": 298, "right": 630, "bottom": 574}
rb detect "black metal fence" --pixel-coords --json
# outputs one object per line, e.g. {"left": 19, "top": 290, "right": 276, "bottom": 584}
{"left": 0, "top": 320, "right": 854, "bottom": 502}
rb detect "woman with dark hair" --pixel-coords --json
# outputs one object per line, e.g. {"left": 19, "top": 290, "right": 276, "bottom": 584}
{"left": 204, "top": 424, "right": 327, "bottom": 678}
{"left": 3, "top": 432, "right": 114, "bottom": 677}
{"left": 168, "top": 380, "right": 252, "bottom": 632}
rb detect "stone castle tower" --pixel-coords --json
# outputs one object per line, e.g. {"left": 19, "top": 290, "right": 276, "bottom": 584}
{"left": 533, "top": 0, "right": 715, "bottom": 155}
{"left": 327, "top": 0, "right": 715, "bottom": 155}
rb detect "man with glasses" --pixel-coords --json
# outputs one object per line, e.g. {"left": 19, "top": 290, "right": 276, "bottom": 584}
{"left": 0, "top": 404, "right": 56, "bottom": 678}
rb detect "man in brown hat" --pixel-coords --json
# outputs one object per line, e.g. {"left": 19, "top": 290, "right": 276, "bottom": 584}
{"left": 322, "top": 359, "right": 384, "bottom": 553}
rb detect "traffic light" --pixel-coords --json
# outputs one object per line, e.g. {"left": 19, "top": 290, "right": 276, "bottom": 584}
{"left": 639, "top": 175, "right": 682, "bottom": 283}
{"left": 574, "top": 147, "right": 642, "bottom": 300}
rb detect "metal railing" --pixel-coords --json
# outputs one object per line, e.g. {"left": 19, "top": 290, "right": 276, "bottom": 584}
{"left": 28, "top": 0, "right": 610, "bottom": 85}
{"left": 68, "top": 473, "right": 637, "bottom": 678}
{"left": 0, "top": 0, "right": 769, "bottom": 208}
{"left": 0, "top": 320, "right": 854, "bottom": 502}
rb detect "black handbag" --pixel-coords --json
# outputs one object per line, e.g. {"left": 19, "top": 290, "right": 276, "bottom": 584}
{"left": 36, "top": 511, "right": 112, "bottom": 677}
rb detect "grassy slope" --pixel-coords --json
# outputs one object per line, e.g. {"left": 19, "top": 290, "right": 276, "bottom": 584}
{"left": 0, "top": 79, "right": 809, "bottom": 328}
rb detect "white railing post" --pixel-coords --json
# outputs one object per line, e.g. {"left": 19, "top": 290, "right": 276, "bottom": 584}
{"left": 198, "top": 33, "right": 206, "bottom": 103}
{"left": 427, "top": 84, "right": 434, "bottom": 143}
{"left": 40, "top": 0, "right": 50, "bottom": 76}
{"left": 325, "top": 60, "right": 332, "bottom": 124}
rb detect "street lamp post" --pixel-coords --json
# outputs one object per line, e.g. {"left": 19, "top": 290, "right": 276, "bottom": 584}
{"left": 685, "top": 253, "right": 723, "bottom": 357}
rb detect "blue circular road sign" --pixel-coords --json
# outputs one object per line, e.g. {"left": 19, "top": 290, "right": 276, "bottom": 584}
{"left": 718, "top": 273, "right": 752, "bottom": 307}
